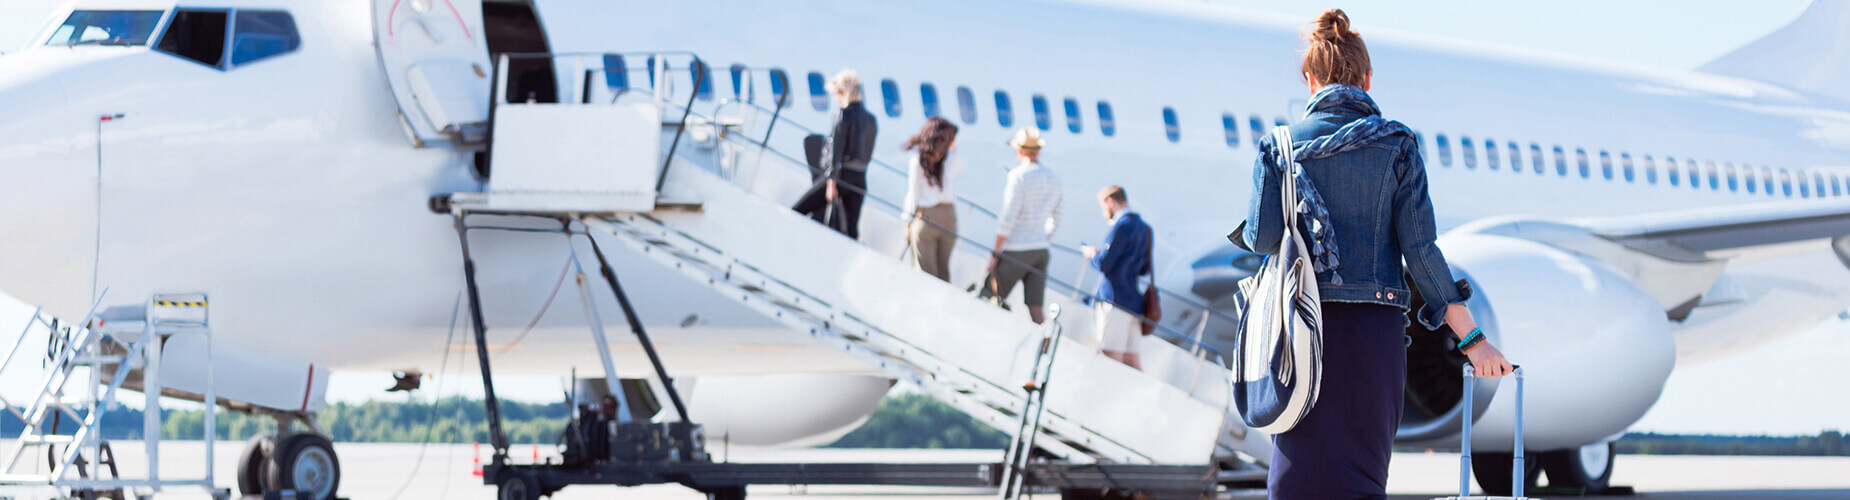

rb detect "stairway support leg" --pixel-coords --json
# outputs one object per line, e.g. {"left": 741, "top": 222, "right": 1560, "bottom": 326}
{"left": 581, "top": 225, "right": 692, "bottom": 423}
{"left": 452, "top": 216, "right": 511, "bottom": 465}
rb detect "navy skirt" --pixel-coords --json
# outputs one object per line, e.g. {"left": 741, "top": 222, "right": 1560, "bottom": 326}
{"left": 1268, "top": 302, "right": 1406, "bottom": 500}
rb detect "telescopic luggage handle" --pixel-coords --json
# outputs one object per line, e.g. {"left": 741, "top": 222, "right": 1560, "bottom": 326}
{"left": 1459, "top": 364, "right": 1524, "bottom": 499}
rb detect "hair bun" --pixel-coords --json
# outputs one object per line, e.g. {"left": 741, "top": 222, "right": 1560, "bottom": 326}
{"left": 1312, "top": 9, "right": 1353, "bottom": 43}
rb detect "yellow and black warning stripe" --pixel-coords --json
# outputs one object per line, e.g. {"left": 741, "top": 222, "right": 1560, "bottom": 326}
{"left": 154, "top": 300, "right": 208, "bottom": 307}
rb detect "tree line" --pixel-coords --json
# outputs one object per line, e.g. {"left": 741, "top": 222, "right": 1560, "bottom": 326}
{"left": 4, "top": 396, "right": 1841, "bottom": 456}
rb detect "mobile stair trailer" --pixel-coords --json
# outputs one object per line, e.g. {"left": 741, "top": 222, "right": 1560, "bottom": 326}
{"left": 434, "top": 52, "right": 1267, "bottom": 500}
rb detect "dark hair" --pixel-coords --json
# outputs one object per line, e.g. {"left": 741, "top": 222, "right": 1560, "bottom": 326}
{"left": 1301, "top": 9, "right": 1371, "bottom": 88}
{"left": 904, "top": 117, "right": 959, "bottom": 188}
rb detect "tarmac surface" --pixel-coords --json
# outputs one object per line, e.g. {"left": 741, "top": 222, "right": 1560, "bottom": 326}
{"left": 2, "top": 441, "right": 1848, "bottom": 499}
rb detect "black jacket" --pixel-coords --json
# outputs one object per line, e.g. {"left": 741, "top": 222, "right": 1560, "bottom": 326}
{"left": 823, "top": 101, "right": 878, "bottom": 174}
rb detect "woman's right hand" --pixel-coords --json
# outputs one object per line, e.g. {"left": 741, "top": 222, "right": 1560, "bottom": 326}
{"left": 1465, "top": 342, "right": 1514, "bottom": 378}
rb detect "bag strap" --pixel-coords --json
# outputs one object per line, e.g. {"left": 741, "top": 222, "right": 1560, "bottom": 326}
{"left": 1270, "top": 126, "right": 1299, "bottom": 229}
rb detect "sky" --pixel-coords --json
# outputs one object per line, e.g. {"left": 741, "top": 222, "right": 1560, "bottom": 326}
{"left": 0, "top": 1, "right": 1840, "bottom": 436}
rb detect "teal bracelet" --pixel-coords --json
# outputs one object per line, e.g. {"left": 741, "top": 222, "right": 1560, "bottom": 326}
{"left": 1457, "top": 327, "right": 1485, "bottom": 351}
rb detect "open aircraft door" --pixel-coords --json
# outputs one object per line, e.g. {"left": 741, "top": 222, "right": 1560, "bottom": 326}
{"left": 373, "top": 0, "right": 493, "bottom": 147}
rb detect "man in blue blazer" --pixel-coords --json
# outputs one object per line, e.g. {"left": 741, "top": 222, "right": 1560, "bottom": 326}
{"left": 1080, "top": 185, "right": 1153, "bottom": 369}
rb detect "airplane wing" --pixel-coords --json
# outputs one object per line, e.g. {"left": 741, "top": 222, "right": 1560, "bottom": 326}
{"left": 1576, "top": 199, "right": 1850, "bottom": 265}
{"left": 1454, "top": 199, "right": 1850, "bottom": 320}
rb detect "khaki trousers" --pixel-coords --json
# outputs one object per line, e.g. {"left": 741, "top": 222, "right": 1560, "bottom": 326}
{"left": 909, "top": 203, "right": 957, "bottom": 282}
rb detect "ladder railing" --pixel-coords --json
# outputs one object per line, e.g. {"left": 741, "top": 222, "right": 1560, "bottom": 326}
{"left": 999, "top": 305, "right": 1065, "bottom": 500}
{"left": 0, "top": 293, "right": 220, "bottom": 498}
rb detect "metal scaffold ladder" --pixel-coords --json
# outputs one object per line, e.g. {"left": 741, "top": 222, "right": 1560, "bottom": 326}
{"left": 0, "top": 293, "right": 225, "bottom": 500}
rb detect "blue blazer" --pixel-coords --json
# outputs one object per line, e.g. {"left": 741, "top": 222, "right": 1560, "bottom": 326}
{"left": 1091, "top": 211, "right": 1153, "bottom": 314}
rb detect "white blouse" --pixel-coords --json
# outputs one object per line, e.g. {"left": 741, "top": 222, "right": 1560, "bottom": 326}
{"left": 902, "top": 151, "right": 964, "bottom": 214}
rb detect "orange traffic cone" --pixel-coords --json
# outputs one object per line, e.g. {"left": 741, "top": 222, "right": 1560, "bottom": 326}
{"left": 470, "top": 442, "right": 483, "bottom": 476}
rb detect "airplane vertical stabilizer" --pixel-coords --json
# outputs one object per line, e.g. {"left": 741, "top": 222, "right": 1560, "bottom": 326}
{"left": 1700, "top": 0, "right": 1850, "bottom": 103}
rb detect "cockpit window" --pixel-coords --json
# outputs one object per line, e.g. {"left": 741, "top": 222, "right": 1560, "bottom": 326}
{"left": 46, "top": 10, "right": 164, "bottom": 47}
{"left": 230, "top": 11, "right": 300, "bottom": 66}
{"left": 156, "top": 9, "right": 229, "bottom": 68}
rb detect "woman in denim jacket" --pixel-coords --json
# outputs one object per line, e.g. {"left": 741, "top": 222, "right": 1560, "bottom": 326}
{"left": 1240, "top": 9, "right": 1514, "bottom": 499}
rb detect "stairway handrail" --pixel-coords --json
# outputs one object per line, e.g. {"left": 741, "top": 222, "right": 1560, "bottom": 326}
{"left": 718, "top": 99, "right": 1244, "bottom": 343}
{"left": 677, "top": 126, "right": 1228, "bottom": 368}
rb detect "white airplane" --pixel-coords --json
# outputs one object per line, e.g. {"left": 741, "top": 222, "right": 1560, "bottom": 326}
{"left": 2, "top": 0, "right": 1848, "bottom": 498}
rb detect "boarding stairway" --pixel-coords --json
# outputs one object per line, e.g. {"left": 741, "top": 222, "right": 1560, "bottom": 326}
{"left": 446, "top": 53, "right": 1262, "bottom": 469}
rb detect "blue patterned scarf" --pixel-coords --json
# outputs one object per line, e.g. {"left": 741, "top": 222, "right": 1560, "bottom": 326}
{"left": 1274, "top": 84, "right": 1414, "bottom": 285}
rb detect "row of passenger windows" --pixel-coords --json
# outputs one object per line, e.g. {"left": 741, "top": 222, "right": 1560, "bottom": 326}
{"left": 665, "top": 65, "right": 1850, "bottom": 197}
{"left": 1422, "top": 133, "right": 1850, "bottom": 198}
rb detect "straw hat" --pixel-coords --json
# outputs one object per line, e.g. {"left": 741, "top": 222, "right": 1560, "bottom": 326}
{"left": 1008, "top": 128, "right": 1045, "bottom": 150}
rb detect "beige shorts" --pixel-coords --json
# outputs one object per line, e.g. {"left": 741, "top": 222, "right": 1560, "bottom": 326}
{"left": 1093, "top": 301, "right": 1142, "bottom": 354}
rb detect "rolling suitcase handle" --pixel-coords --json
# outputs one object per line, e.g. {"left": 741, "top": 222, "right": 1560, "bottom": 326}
{"left": 1459, "top": 363, "right": 1524, "bottom": 499}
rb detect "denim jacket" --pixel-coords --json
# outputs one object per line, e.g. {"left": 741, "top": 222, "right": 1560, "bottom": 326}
{"left": 1237, "top": 84, "right": 1469, "bottom": 330}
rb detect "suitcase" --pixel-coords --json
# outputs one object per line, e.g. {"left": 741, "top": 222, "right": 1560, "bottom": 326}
{"left": 1433, "top": 364, "right": 1531, "bottom": 500}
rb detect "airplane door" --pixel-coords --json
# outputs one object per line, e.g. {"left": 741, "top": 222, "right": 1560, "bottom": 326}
{"left": 373, "top": 0, "right": 493, "bottom": 147}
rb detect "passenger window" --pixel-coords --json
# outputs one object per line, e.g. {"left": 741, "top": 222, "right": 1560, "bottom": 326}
{"left": 692, "top": 60, "right": 713, "bottom": 101}
{"left": 879, "top": 79, "right": 901, "bottom": 117}
{"left": 1062, "top": 97, "right": 1082, "bottom": 133}
{"left": 920, "top": 83, "right": 940, "bottom": 118}
{"left": 1801, "top": 170, "right": 1813, "bottom": 198}
{"left": 1599, "top": 150, "right": 1613, "bottom": 180}
{"left": 1687, "top": 161, "right": 1702, "bottom": 190}
{"left": 1460, "top": 136, "right": 1477, "bottom": 169}
{"left": 1553, "top": 146, "right": 1567, "bottom": 176}
{"left": 1764, "top": 167, "right": 1777, "bottom": 195}
{"left": 1743, "top": 165, "right": 1757, "bottom": 193}
{"left": 1576, "top": 148, "right": 1590, "bottom": 179}
{"left": 1781, "top": 169, "right": 1794, "bottom": 197}
{"left": 1507, "top": 142, "right": 1521, "bottom": 175}
{"left": 728, "top": 64, "right": 747, "bottom": 99}
{"left": 956, "top": 86, "right": 977, "bottom": 124}
{"left": 1484, "top": 137, "right": 1499, "bottom": 170}
{"left": 1706, "top": 161, "right": 1720, "bottom": 190}
{"left": 807, "top": 72, "right": 828, "bottom": 111}
{"left": 1643, "top": 155, "right": 1657, "bottom": 184}
{"left": 1725, "top": 163, "right": 1739, "bottom": 192}
{"left": 1834, "top": 174, "right": 1844, "bottom": 197}
{"left": 1249, "top": 116, "right": 1266, "bottom": 146}
{"left": 1621, "top": 153, "right": 1634, "bottom": 182}
{"left": 994, "top": 90, "right": 1014, "bottom": 127}
{"left": 1097, "top": 101, "right": 1116, "bottom": 137}
{"left": 1162, "top": 107, "right": 1180, "bottom": 143}
{"left": 229, "top": 10, "right": 299, "bottom": 67}
{"left": 768, "top": 68, "right": 790, "bottom": 108}
{"left": 1222, "top": 113, "right": 1239, "bottom": 148}
{"left": 1529, "top": 143, "right": 1544, "bottom": 174}
{"left": 1666, "top": 158, "right": 1681, "bottom": 186}
{"left": 1818, "top": 173, "right": 1831, "bottom": 197}
{"left": 1031, "top": 94, "right": 1051, "bottom": 131}
{"left": 156, "top": 9, "right": 230, "bottom": 68}
{"left": 1436, "top": 134, "right": 1453, "bottom": 167}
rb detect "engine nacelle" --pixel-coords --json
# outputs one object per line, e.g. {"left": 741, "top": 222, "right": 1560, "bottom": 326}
{"left": 1397, "top": 234, "right": 1677, "bottom": 452}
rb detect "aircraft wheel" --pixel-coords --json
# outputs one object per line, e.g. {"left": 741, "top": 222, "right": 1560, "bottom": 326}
{"left": 265, "top": 433, "right": 340, "bottom": 500}
{"left": 1541, "top": 441, "right": 1615, "bottom": 491}
{"left": 236, "top": 432, "right": 273, "bottom": 495}
{"left": 497, "top": 469, "right": 542, "bottom": 500}
{"left": 1471, "top": 451, "right": 1540, "bottom": 496}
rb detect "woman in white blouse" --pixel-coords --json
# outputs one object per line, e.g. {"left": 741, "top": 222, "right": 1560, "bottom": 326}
{"left": 901, "top": 117, "right": 963, "bottom": 282}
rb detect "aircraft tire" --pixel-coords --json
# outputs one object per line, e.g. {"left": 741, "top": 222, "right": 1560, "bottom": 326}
{"left": 265, "top": 433, "right": 341, "bottom": 500}
{"left": 1540, "top": 441, "right": 1615, "bottom": 492}
{"left": 1471, "top": 451, "right": 1540, "bottom": 496}
{"left": 236, "top": 432, "right": 273, "bottom": 495}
